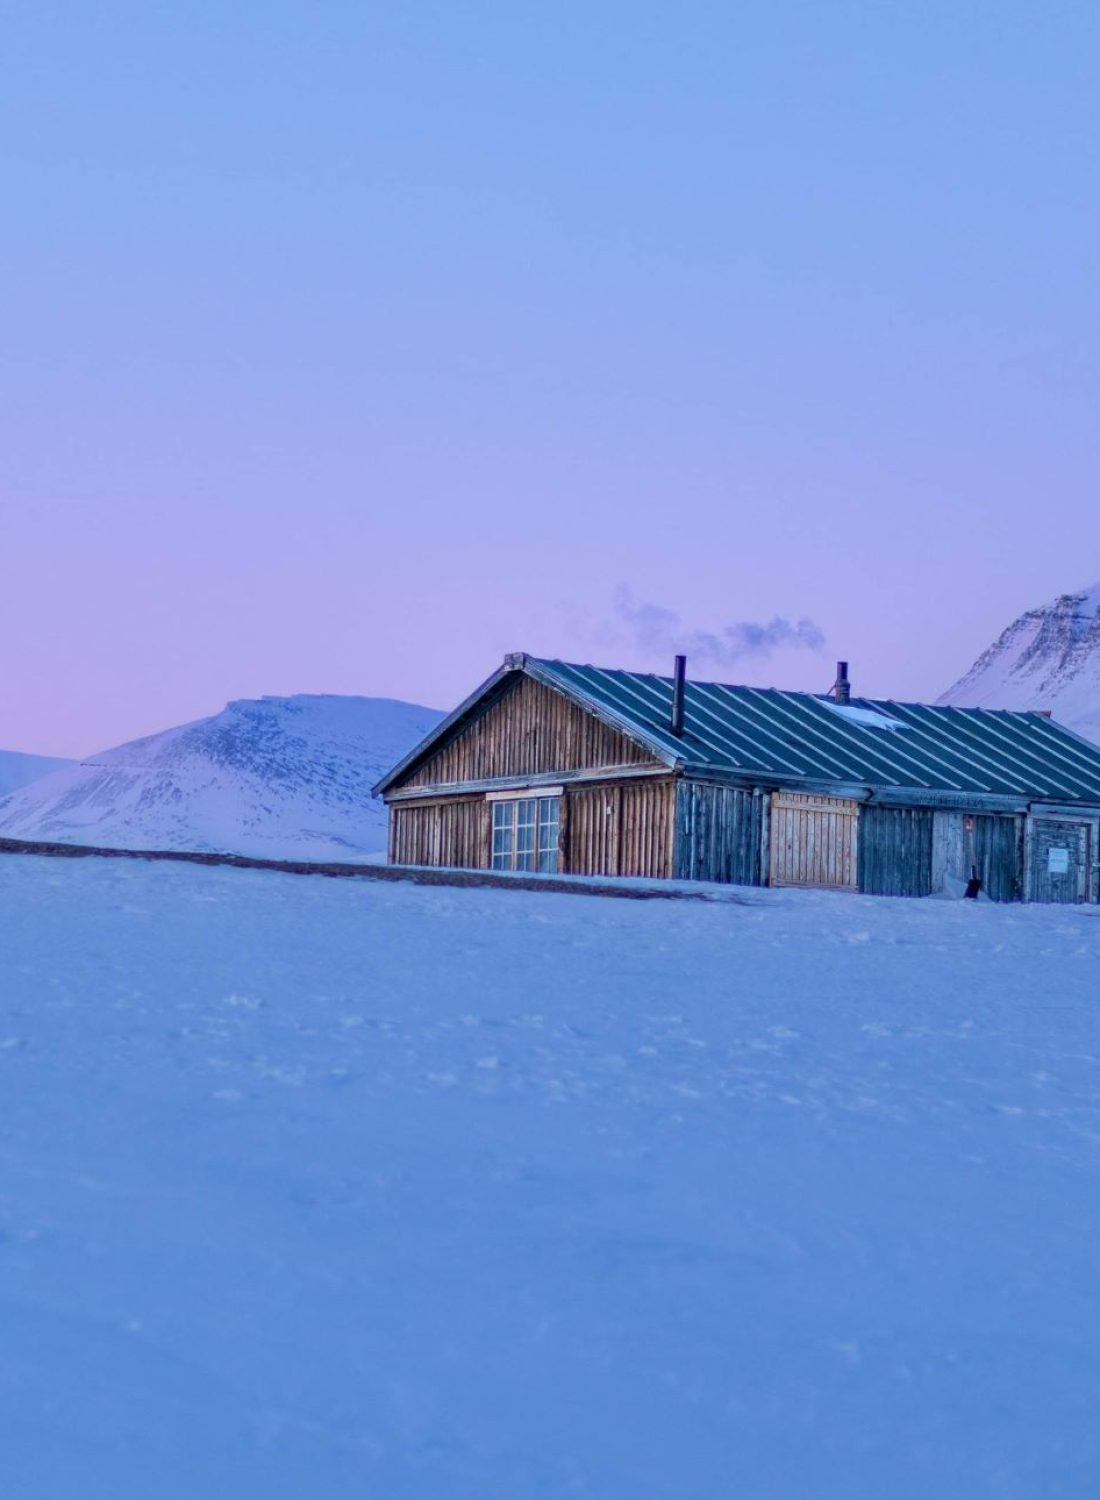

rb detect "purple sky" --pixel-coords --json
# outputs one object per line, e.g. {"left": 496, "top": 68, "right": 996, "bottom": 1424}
{"left": 4, "top": 2, "right": 1099, "bottom": 757}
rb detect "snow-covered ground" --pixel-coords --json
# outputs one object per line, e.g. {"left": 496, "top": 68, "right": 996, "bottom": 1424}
{"left": 0, "top": 694, "right": 441, "bottom": 860}
{"left": 4, "top": 854, "right": 1100, "bottom": 1498}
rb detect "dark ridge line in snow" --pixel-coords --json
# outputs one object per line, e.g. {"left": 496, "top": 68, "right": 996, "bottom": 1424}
{"left": 0, "top": 838, "right": 748, "bottom": 904}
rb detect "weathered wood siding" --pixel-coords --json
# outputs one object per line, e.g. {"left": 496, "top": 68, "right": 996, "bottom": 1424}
{"left": 930, "top": 811, "right": 965, "bottom": 895}
{"left": 404, "top": 675, "right": 658, "bottom": 788}
{"left": 390, "top": 797, "right": 486, "bottom": 869}
{"left": 975, "top": 814, "right": 1024, "bottom": 903}
{"left": 617, "top": 779, "right": 676, "bottom": 879}
{"left": 391, "top": 780, "right": 675, "bottom": 877}
{"left": 769, "top": 791, "right": 859, "bottom": 889}
{"left": 931, "top": 811, "right": 1023, "bottom": 901}
{"left": 566, "top": 785, "right": 621, "bottom": 875}
{"left": 674, "top": 783, "right": 764, "bottom": 886}
{"left": 1027, "top": 817, "right": 1095, "bottom": 904}
{"left": 858, "top": 806, "right": 933, "bottom": 897}
{"left": 565, "top": 780, "right": 675, "bottom": 878}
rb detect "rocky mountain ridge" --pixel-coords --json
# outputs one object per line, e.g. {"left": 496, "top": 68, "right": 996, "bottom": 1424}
{"left": 939, "top": 583, "right": 1100, "bottom": 743}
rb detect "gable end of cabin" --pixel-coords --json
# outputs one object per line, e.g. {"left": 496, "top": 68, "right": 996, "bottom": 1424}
{"left": 381, "top": 666, "right": 680, "bottom": 878}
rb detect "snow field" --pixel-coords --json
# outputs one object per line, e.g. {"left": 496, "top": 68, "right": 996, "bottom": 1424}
{"left": 3, "top": 854, "right": 1100, "bottom": 1498}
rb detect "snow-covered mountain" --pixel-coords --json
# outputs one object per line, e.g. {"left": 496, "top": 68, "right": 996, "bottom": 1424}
{"left": 0, "top": 749, "right": 72, "bottom": 797}
{"left": 939, "top": 582, "right": 1100, "bottom": 742}
{"left": 0, "top": 694, "right": 442, "bottom": 860}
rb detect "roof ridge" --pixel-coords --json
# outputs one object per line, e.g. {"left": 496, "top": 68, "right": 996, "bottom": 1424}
{"left": 536, "top": 658, "right": 1057, "bottom": 719}
{"left": 377, "top": 654, "right": 1100, "bottom": 802}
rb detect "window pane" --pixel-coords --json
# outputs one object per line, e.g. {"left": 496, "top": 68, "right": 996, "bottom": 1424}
{"left": 491, "top": 800, "right": 515, "bottom": 869}
{"left": 488, "top": 795, "right": 560, "bottom": 874}
{"left": 537, "top": 797, "right": 560, "bottom": 873}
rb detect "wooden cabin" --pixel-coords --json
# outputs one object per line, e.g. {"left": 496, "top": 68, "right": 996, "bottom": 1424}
{"left": 373, "top": 654, "right": 1100, "bottom": 903}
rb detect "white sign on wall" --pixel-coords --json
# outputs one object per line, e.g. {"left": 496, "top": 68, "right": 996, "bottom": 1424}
{"left": 1048, "top": 846, "right": 1071, "bottom": 875}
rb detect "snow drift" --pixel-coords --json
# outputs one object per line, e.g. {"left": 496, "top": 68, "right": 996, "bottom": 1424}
{"left": 0, "top": 694, "right": 442, "bottom": 859}
{"left": 940, "top": 581, "right": 1100, "bottom": 742}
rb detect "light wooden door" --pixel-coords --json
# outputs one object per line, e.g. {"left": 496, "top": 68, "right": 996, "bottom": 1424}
{"left": 769, "top": 792, "right": 859, "bottom": 889}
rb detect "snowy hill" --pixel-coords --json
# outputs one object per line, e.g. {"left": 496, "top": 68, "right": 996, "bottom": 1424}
{"left": 4, "top": 851, "right": 1100, "bottom": 1497}
{"left": 0, "top": 695, "right": 442, "bottom": 859}
{"left": 940, "top": 582, "right": 1100, "bottom": 741}
{"left": 0, "top": 748, "right": 71, "bottom": 797}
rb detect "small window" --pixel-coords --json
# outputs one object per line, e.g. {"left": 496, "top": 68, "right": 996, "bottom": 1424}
{"left": 491, "top": 796, "right": 560, "bottom": 873}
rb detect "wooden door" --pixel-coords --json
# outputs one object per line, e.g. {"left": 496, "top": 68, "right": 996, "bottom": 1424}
{"left": 1029, "top": 819, "right": 1091, "bottom": 904}
{"left": 973, "top": 815, "right": 1023, "bottom": 903}
{"left": 565, "top": 785, "right": 622, "bottom": 876}
{"left": 858, "top": 805, "right": 933, "bottom": 897}
{"left": 769, "top": 792, "right": 859, "bottom": 890}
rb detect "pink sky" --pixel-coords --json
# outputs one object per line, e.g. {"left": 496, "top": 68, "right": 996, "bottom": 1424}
{"left": 4, "top": 3, "right": 1098, "bottom": 757}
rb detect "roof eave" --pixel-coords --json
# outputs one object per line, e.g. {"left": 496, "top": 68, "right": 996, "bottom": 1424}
{"left": 371, "top": 661, "right": 517, "bottom": 797}
{"left": 678, "top": 764, "right": 1042, "bottom": 811}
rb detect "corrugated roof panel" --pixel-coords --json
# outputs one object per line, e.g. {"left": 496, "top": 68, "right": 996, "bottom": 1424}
{"left": 529, "top": 658, "right": 1100, "bottom": 803}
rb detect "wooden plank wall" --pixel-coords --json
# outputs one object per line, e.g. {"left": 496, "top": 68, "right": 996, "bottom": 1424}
{"left": 565, "top": 780, "right": 675, "bottom": 879}
{"left": 390, "top": 797, "right": 486, "bottom": 869}
{"left": 404, "top": 675, "right": 658, "bottom": 789}
{"left": 674, "top": 782, "right": 763, "bottom": 885}
{"left": 931, "top": 811, "right": 1023, "bottom": 901}
{"left": 769, "top": 792, "right": 859, "bottom": 889}
{"left": 975, "top": 814, "right": 1024, "bottom": 903}
{"left": 858, "top": 806, "right": 934, "bottom": 897}
{"left": 566, "top": 785, "right": 621, "bottom": 876}
{"left": 930, "top": 811, "right": 965, "bottom": 894}
{"left": 617, "top": 779, "right": 676, "bottom": 879}
{"left": 391, "top": 781, "right": 675, "bottom": 877}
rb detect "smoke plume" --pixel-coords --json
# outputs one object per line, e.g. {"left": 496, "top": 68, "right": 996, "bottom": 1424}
{"left": 612, "top": 587, "right": 825, "bottom": 669}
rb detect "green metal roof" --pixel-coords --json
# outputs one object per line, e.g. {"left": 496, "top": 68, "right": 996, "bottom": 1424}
{"left": 374, "top": 653, "right": 1100, "bottom": 804}
{"left": 526, "top": 658, "right": 1100, "bottom": 803}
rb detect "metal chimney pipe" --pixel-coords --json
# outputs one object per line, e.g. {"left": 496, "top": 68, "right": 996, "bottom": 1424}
{"left": 834, "top": 661, "right": 851, "bottom": 704}
{"left": 671, "top": 655, "right": 686, "bottom": 736}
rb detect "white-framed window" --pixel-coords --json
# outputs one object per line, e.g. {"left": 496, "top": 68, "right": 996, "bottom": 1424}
{"left": 491, "top": 796, "right": 561, "bottom": 873}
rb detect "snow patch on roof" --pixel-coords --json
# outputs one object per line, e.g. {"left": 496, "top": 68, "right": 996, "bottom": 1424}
{"left": 821, "top": 701, "right": 910, "bottom": 731}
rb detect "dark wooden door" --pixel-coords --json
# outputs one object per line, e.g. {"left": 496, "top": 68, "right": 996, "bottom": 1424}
{"left": 972, "top": 815, "right": 1023, "bottom": 903}
{"left": 858, "top": 806, "right": 933, "bottom": 897}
